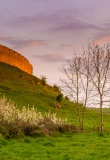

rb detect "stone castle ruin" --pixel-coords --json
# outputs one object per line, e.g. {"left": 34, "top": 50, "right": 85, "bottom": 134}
{"left": 0, "top": 44, "right": 33, "bottom": 74}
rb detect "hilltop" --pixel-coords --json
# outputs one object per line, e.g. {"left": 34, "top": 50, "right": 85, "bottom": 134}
{"left": 0, "top": 62, "right": 110, "bottom": 131}
{"left": 0, "top": 62, "right": 77, "bottom": 121}
{"left": 0, "top": 62, "right": 60, "bottom": 110}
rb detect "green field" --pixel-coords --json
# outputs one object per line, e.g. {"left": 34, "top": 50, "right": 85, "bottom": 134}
{"left": 1, "top": 62, "right": 110, "bottom": 160}
{"left": 1, "top": 133, "right": 110, "bottom": 160}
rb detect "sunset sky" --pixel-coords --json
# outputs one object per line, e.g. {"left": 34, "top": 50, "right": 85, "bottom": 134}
{"left": 0, "top": 0, "right": 110, "bottom": 85}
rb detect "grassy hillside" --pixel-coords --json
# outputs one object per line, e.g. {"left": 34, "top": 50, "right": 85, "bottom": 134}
{"left": 0, "top": 62, "right": 110, "bottom": 131}
{"left": 0, "top": 62, "right": 57, "bottom": 109}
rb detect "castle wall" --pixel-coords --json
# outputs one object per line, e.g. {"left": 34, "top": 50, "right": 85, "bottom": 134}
{"left": 0, "top": 44, "right": 33, "bottom": 74}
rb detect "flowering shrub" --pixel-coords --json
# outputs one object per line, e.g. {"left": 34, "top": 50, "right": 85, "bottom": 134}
{"left": 0, "top": 97, "right": 78, "bottom": 138}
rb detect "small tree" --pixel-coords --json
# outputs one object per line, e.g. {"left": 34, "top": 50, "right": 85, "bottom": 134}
{"left": 41, "top": 75, "right": 47, "bottom": 85}
{"left": 56, "top": 93, "right": 63, "bottom": 103}
{"left": 61, "top": 53, "right": 85, "bottom": 131}
{"left": 53, "top": 84, "right": 61, "bottom": 93}
{"left": 61, "top": 43, "right": 110, "bottom": 132}
{"left": 85, "top": 44, "right": 110, "bottom": 132}
{"left": 65, "top": 96, "right": 69, "bottom": 101}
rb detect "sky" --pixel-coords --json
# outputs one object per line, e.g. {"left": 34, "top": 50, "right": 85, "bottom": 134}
{"left": 0, "top": 0, "right": 110, "bottom": 85}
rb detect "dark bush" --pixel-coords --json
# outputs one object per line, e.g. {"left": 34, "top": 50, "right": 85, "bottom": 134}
{"left": 65, "top": 96, "right": 69, "bottom": 101}
{"left": 23, "top": 123, "right": 39, "bottom": 136}
{"left": 0, "top": 117, "right": 79, "bottom": 138}
{"left": 56, "top": 93, "right": 63, "bottom": 102}
{"left": 53, "top": 84, "right": 61, "bottom": 93}
{"left": 58, "top": 124, "right": 78, "bottom": 133}
{"left": 0, "top": 122, "right": 9, "bottom": 138}
{"left": 41, "top": 76, "right": 47, "bottom": 85}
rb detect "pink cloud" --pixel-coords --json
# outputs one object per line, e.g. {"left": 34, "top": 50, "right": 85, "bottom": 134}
{"left": 60, "top": 44, "right": 75, "bottom": 50}
{"left": 0, "top": 37, "right": 45, "bottom": 49}
{"left": 33, "top": 53, "right": 65, "bottom": 63}
{"left": 30, "top": 41, "right": 45, "bottom": 46}
{"left": 95, "top": 35, "right": 110, "bottom": 45}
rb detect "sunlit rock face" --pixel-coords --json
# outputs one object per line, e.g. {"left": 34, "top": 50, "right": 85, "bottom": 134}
{"left": 0, "top": 44, "right": 33, "bottom": 74}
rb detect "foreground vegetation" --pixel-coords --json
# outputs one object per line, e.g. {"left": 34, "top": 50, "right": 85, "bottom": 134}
{"left": 0, "top": 62, "right": 110, "bottom": 132}
{"left": 0, "top": 97, "right": 77, "bottom": 138}
{"left": 0, "top": 133, "right": 110, "bottom": 160}
{"left": 1, "top": 62, "right": 110, "bottom": 159}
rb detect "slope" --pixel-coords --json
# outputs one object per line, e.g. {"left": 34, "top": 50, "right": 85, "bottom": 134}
{"left": 0, "top": 62, "right": 110, "bottom": 131}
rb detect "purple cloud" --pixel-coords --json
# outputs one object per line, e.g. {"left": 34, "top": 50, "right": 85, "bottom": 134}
{"left": 91, "top": 20, "right": 110, "bottom": 44}
{"left": 7, "top": 14, "right": 58, "bottom": 28}
{"left": 6, "top": 8, "right": 102, "bottom": 33}
{"left": 0, "top": 37, "right": 45, "bottom": 49}
{"left": 51, "top": 18, "right": 101, "bottom": 32}
{"left": 59, "top": 44, "right": 75, "bottom": 50}
{"left": 33, "top": 53, "right": 65, "bottom": 63}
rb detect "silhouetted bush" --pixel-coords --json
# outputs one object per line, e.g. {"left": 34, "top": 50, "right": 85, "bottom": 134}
{"left": 41, "top": 75, "right": 47, "bottom": 85}
{"left": 56, "top": 93, "right": 63, "bottom": 102}
{"left": 53, "top": 84, "right": 61, "bottom": 93}
{"left": 65, "top": 96, "right": 69, "bottom": 101}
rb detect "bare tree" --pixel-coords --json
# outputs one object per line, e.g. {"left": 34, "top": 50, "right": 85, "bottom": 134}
{"left": 61, "top": 43, "right": 110, "bottom": 132}
{"left": 86, "top": 44, "right": 110, "bottom": 132}
{"left": 79, "top": 48, "right": 94, "bottom": 130}
{"left": 61, "top": 52, "right": 91, "bottom": 131}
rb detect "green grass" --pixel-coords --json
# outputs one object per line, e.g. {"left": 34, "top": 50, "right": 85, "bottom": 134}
{"left": 0, "top": 62, "right": 110, "bottom": 132}
{"left": 0, "top": 133, "right": 110, "bottom": 160}
{"left": 0, "top": 62, "right": 60, "bottom": 110}
{"left": 1, "top": 63, "right": 110, "bottom": 159}
{"left": 0, "top": 62, "right": 78, "bottom": 123}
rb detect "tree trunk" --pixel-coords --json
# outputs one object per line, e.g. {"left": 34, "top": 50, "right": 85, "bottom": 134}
{"left": 100, "top": 96, "right": 104, "bottom": 132}
{"left": 81, "top": 105, "right": 86, "bottom": 132}
{"left": 77, "top": 103, "right": 82, "bottom": 132}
